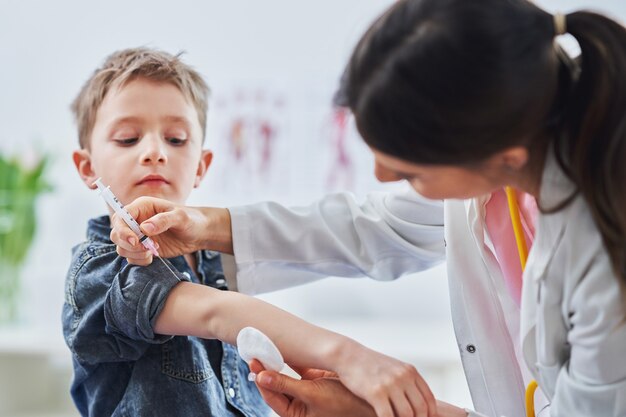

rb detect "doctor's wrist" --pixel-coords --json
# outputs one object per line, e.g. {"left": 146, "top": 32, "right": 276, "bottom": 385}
{"left": 198, "top": 207, "right": 234, "bottom": 254}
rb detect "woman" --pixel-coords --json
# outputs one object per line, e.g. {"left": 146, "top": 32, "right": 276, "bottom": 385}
{"left": 112, "top": 0, "right": 626, "bottom": 416}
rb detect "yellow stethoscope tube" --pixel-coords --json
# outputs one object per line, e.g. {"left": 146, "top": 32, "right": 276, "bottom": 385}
{"left": 525, "top": 380, "right": 538, "bottom": 417}
{"left": 504, "top": 186, "right": 537, "bottom": 417}
{"left": 505, "top": 187, "right": 528, "bottom": 270}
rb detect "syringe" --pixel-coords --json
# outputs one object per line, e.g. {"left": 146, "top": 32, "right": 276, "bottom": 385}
{"left": 93, "top": 178, "right": 160, "bottom": 257}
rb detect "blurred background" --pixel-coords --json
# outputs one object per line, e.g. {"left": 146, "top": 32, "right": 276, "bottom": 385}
{"left": 0, "top": 0, "right": 623, "bottom": 416}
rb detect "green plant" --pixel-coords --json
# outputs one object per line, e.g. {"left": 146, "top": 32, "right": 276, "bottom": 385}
{"left": 0, "top": 151, "right": 52, "bottom": 322}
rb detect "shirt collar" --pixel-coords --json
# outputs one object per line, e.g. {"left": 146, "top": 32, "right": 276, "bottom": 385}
{"left": 87, "top": 215, "right": 114, "bottom": 243}
{"left": 538, "top": 146, "right": 578, "bottom": 211}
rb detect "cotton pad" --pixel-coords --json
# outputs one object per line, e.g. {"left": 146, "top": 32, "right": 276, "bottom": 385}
{"left": 237, "top": 327, "right": 285, "bottom": 378}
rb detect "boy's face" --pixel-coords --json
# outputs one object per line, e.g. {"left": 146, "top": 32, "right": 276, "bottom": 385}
{"left": 73, "top": 77, "right": 212, "bottom": 207}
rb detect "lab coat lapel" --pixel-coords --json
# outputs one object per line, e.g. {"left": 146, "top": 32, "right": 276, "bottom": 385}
{"left": 446, "top": 197, "right": 527, "bottom": 417}
{"left": 520, "top": 148, "right": 573, "bottom": 398}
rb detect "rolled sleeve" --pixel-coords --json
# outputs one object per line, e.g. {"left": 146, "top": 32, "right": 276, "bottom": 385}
{"left": 104, "top": 258, "right": 190, "bottom": 343}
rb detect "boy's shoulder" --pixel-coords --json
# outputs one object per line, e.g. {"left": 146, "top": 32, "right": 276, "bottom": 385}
{"left": 68, "top": 239, "right": 117, "bottom": 277}
{"left": 66, "top": 216, "right": 123, "bottom": 306}
{"left": 69, "top": 216, "right": 117, "bottom": 274}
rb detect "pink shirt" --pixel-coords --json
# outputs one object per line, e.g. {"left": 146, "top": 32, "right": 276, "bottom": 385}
{"left": 485, "top": 189, "right": 539, "bottom": 306}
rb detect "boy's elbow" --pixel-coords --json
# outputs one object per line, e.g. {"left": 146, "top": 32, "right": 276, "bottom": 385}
{"left": 154, "top": 282, "right": 225, "bottom": 339}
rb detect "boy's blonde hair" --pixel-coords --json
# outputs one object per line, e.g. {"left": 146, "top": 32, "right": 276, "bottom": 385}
{"left": 71, "top": 47, "right": 209, "bottom": 148}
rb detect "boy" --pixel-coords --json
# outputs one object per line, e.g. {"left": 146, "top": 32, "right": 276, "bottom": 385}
{"left": 64, "top": 47, "right": 270, "bottom": 417}
{"left": 65, "top": 47, "right": 433, "bottom": 417}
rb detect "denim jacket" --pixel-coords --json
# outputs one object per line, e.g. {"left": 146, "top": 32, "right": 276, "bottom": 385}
{"left": 62, "top": 216, "right": 270, "bottom": 417}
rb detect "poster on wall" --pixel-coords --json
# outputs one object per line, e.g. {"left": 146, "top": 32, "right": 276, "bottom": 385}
{"left": 198, "top": 81, "right": 388, "bottom": 207}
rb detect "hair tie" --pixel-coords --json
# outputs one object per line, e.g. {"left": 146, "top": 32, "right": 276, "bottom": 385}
{"left": 554, "top": 13, "right": 567, "bottom": 36}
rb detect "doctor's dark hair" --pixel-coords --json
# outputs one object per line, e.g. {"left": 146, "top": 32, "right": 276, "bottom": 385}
{"left": 336, "top": 0, "right": 626, "bottom": 285}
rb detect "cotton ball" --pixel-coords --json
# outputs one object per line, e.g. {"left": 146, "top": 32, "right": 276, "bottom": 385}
{"left": 237, "top": 327, "right": 285, "bottom": 373}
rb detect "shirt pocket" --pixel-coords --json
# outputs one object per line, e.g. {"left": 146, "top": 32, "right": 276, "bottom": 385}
{"left": 161, "top": 336, "right": 214, "bottom": 383}
{"left": 536, "top": 361, "right": 561, "bottom": 399}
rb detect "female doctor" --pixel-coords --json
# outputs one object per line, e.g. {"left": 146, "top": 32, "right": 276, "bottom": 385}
{"left": 112, "top": 0, "right": 626, "bottom": 416}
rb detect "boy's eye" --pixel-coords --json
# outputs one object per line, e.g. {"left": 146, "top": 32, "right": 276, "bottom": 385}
{"left": 167, "top": 137, "right": 187, "bottom": 146}
{"left": 114, "top": 138, "right": 139, "bottom": 146}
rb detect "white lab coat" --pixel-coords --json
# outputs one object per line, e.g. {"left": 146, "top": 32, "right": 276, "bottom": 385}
{"left": 225, "top": 152, "right": 626, "bottom": 417}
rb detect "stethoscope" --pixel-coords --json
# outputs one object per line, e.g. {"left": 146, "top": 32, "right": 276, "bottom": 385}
{"left": 504, "top": 186, "right": 538, "bottom": 417}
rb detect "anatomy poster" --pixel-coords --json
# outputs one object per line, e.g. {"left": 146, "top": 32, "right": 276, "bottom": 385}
{"left": 198, "top": 82, "right": 385, "bottom": 207}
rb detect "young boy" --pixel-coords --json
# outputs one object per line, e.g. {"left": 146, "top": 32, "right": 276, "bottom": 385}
{"left": 64, "top": 47, "right": 434, "bottom": 417}
{"left": 64, "top": 48, "right": 270, "bottom": 417}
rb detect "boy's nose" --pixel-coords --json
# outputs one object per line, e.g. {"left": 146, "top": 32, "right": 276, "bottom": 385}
{"left": 140, "top": 138, "right": 167, "bottom": 165}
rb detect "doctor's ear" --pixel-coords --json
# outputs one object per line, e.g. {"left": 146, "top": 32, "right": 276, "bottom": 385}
{"left": 72, "top": 149, "right": 98, "bottom": 190}
{"left": 495, "top": 147, "right": 529, "bottom": 172}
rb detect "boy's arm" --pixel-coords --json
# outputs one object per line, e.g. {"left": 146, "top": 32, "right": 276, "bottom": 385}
{"left": 154, "top": 282, "right": 349, "bottom": 365}
{"left": 154, "top": 281, "right": 437, "bottom": 417}
{"left": 64, "top": 247, "right": 184, "bottom": 364}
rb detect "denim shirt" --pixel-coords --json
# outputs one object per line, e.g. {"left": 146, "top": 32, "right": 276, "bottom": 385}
{"left": 62, "top": 216, "right": 270, "bottom": 417}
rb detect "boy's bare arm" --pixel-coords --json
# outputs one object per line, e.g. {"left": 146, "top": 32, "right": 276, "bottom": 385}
{"left": 153, "top": 281, "right": 438, "bottom": 417}
{"left": 154, "top": 282, "right": 348, "bottom": 368}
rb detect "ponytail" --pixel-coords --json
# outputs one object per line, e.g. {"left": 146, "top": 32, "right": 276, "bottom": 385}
{"left": 557, "top": 11, "right": 626, "bottom": 282}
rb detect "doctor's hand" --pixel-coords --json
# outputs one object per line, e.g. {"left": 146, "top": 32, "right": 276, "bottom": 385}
{"left": 110, "top": 196, "right": 233, "bottom": 265}
{"left": 251, "top": 361, "right": 467, "bottom": 417}
{"left": 254, "top": 346, "right": 438, "bottom": 417}
{"left": 249, "top": 360, "right": 376, "bottom": 417}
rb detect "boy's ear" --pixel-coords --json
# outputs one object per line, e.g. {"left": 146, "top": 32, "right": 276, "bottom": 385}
{"left": 72, "top": 149, "right": 98, "bottom": 189}
{"left": 194, "top": 150, "right": 214, "bottom": 188}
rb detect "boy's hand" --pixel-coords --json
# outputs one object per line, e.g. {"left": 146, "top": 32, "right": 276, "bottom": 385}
{"left": 110, "top": 196, "right": 234, "bottom": 264}
{"left": 332, "top": 343, "right": 437, "bottom": 417}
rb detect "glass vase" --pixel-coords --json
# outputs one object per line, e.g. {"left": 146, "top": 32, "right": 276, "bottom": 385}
{"left": 0, "top": 191, "right": 36, "bottom": 324}
{"left": 0, "top": 261, "right": 20, "bottom": 323}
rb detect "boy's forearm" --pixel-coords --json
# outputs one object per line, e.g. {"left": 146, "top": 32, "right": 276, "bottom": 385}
{"left": 154, "top": 282, "right": 357, "bottom": 372}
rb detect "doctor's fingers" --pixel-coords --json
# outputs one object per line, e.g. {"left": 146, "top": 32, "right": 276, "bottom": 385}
{"left": 249, "top": 359, "right": 265, "bottom": 375}
{"left": 116, "top": 245, "right": 153, "bottom": 266}
{"left": 110, "top": 226, "right": 150, "bottom": 265}
{"left": 110, "top": 214, "right": 143, "bottom": 251}
{"left": 255, "top": 371, "right": 312, "bottom": 417}
{"left": 254, "top": 381, "right": 293, "bottom": 417}
{"left": 138, "top": 208, "right": 188, "bottom": 237}
{"left": 287, "top": 364, "right": 338, "bottom": 380}
{"left": 110, "top": 215, "right": 156, "bottom": 265}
